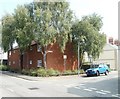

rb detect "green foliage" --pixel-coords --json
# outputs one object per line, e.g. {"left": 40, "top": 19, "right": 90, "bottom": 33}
{"left": 63, "top": 70, "right": 73, "bottom": 75}
{"left": 63, "top": 69, "right": 85, "bottom": 75}
{"left": 21, "top": 69, "right": 30, "bottom": 75}
{"left": 37, "top": 68, "right": 48, "bottom": 77}
{"left": 47, "top": 68, "right": 59, "bottom": 76}
{"left": 82, "top": 13, "right": 103, "bottom": 31}
{"left": 32, "top": 1, "right": 73, "bottom": 68}
{"left": 2, "top": 14, "right": 16, "bottom": 52}
{"left": 0, "top": 24, "right": 2, "bottom": 47}
{"left": 0, "top": 65, "right": 9, "bottom": 71}
{"left": 71, "top": 13, "right": 106, "bottom": 67}
{"left": 72, "top": 69, "right": 78, "bottom": 74}
{"left": 14, "top": 5, "right": 34, "bottom": 53}
{"left": 29, "top": 69, "right": 37, "bottom": 76}
{"left": 34, "top": 1, "right": 73, "bottom": 52}
{"left": 79, "top": 69, "right": 85, "bottom": 74}
{"left": 21, "top": 68, "right": 86, "bottom": 77}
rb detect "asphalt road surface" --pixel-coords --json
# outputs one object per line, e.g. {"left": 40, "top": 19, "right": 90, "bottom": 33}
{"left": 0, "top": 71, "right": 119, "bottom": 98}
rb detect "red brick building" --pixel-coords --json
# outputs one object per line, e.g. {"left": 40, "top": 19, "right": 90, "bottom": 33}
{"left": 8, "top": 42, "right": 78, "bottom": 72}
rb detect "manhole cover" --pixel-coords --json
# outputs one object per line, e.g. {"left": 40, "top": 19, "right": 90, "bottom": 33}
{"left": 29, "top": 87, "right": 39, "bottom": 90}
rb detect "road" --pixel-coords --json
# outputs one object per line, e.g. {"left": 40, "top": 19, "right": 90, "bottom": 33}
{"left": 0, "top": 71, "right": 119, "bottom": 98}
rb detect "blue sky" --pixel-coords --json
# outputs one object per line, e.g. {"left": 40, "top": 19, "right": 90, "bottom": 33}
{"left": 0, "top": 0, "right": 119, "bottom": 40}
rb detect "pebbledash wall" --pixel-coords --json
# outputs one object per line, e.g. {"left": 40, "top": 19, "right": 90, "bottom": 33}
{"left": 8, "top": 42, "right": 78, "bottom": 72}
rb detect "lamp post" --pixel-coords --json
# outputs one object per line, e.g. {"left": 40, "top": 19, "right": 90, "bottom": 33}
{"left": 78, "top": 41, "right": 80, "bottom": 76}
{"left": 0, "top": 48, "right": 3, "bottom": 65}
{"left": 89, "top": 55, "right": 92, "bottom": 68}
{"left": 63, "top": 55, "right": 67, "bottom": 71}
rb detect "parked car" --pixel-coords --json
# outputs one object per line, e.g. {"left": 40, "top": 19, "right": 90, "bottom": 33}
{"left": 85, "top": 64, "right": 110, "bottom": 76}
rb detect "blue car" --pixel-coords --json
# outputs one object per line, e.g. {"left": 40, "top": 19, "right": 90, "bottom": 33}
{"left": 85, "top": 64, "right": 110, "bottom": 76}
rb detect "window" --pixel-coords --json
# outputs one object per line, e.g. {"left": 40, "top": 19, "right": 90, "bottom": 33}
{"left": 30, "top": 60, "right": 32, "bottom": 65}
{"left": 30, "top": 46, "right": 33, "bottom": 51}
{"left": 13, "top": 61, "right": 15, "bottom": 64}
{"left": 9, "top": 61, "right": 11, "bottom": 65}
{"left": 9, "top": 51, "right": 11, "bottom": 56}
{"left": 13, "top": 50, "right": 15, "bottom": 53}
{"left": 37, "top": 45, "right": 41, "bottom": 52}
{"left": 37, "top": 60, "right": 42, "bottom": 67}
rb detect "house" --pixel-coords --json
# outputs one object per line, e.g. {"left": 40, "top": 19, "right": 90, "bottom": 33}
{"left": 119, "top": 33, "right": 120, "bottom": 71}
{"left": 94, "top": 43, "right": 118, "bottom": 70}
{"left": 8, "top": 42, "right": 78, "bottom": 72}
{"left": 0, "top": 47, "right": 8, "bottom": 65}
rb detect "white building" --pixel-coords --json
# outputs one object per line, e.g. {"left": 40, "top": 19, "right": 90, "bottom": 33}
{"left": 118, "top": 32, "right": 120, "bottom": 71}
{"left": 0, "top": 47, "right": 7, "bottom": 65}
{"left": 94, "top": 43, "right": 118, "bottom": 70}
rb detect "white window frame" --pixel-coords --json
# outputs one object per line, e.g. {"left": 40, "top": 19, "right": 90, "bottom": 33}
{"left": 13, "top": 61, "right": 15, "bottom": 64}
{"left": 13, "top": 50, "right": 15, "bottom": 53}
{"left": 30, "top": 60, "right": 32, "bottom": 65}
{"left": 9, "top": 61, "right": 11, "bottom": 65}
{"left": 9, "top": 51, "right": 11, "bottom": 56}
{"left": 37, "top": 45, "right": 41, "bottom": 52}
{"left": 37, "top": 60, "right": 42, "bottom": 67}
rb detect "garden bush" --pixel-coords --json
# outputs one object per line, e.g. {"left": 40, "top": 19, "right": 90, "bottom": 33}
{"left": 21, "top": 69, "right": 30, "bottom": 75}
{"left": 29, "top": 69, "right": 37, "bottom": 76}
{"left": 63, "top": 70, "right": 73, "bottom": 75}
{"left": 20, "top": 68, "right": 84, "bottom": 77}
{"left": 47, "top": 68, "right": 60, "bottom": 76}
{"left": 72, "top": 69, "right": 78, "bottom": 74}
{"left": 0, "top": 65, "right": 9, "bottom": 71}
{"left": 79, "top": 69, "right": 85, "bottom": 74}
{"left": 37, "top": 68, "right": 48, "bottom": 77}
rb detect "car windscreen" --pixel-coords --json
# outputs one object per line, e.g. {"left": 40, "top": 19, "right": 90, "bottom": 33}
{"left": 91, "top": 65, "right": 99, "bottom": 68}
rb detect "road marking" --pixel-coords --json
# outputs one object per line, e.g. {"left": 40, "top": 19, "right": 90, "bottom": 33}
{"left": 96, "top": 91, "right": 106, "bottom": 95}
{"left": 116, "top": 94, "right": 120, "bottom": 96}
{"left": 74, "top": 86, "right": 81, "bottom": 89}
{"left": 79, "top": 83, "right": 85, "bottom": 86}
{"left": 89, "top": 87, "right": 97, "bottom": 90}
{"left": 84, "top": 88, "right": 92, "bottom": 92}
{"left": 7, "top": 88, "right": 14, "bottom": 92}
{"left": 112, "top": 95, "right": 120, "bottom": 98}
{"left": 100, "top": 90, "right": 111, "bottom": 93}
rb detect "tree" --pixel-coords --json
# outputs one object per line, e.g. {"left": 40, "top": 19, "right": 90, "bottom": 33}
{"left": 13, "top": 5, "right": 34, "bottom": 70}
{"left": 71, "top": 13, "right": 106, "bottom": 68}
{"left": 0, "top": 23, "right": 2, "bottom": 47}
{"left": 2, "top": 14, "right": 16, "bottom": 52}
{"left": 33, "top": 1, "right": 73, "bottom": 69}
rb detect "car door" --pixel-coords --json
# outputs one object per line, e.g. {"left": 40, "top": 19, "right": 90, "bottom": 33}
{"left": 99, "top": 64, "right": 105, "bottom": 73}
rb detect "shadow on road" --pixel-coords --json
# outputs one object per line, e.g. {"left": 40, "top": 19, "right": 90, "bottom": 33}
{"left": 80, "top": 74, "right": 107, "bottom": 78}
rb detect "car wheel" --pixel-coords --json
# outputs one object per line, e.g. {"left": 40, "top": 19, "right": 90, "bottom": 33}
{"left": 87, "top": 75, "right": 89, "bottom": 77}
{"left": 106, "top": 70, "right": 109, "bottom": 74}
{"left": 96, "top": 71, "right": 100, "bottom": 76}
{"left": 105, "top": 71, "right": 108, "bottom": 75}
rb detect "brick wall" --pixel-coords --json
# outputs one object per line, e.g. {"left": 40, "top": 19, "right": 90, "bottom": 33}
{"left": 8, "top": 42, "right": 78, "bottom": 72}
{"left": 8, "top": 49, "right": 20, "bottom": 70}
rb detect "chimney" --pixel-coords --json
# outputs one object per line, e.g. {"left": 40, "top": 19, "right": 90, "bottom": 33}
{"left": 114, "top": 39, "right": 120, "bottom": 46}
{"left": 108, "top": 37, "right": 113, "bottom": 45}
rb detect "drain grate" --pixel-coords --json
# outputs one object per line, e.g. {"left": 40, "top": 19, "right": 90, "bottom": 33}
{"left": 29, "top": 87, "right": 39, "bottom": 90}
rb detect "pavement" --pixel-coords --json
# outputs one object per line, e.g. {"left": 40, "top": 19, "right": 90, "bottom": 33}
{"left": 1, "top": 71, "right": 84, "bottom": 81}
{"left": 1, "top": 70, "right": 118, "bottom": 81}
{"left": 1, "top": 71, "right": 41, "bottom": 81}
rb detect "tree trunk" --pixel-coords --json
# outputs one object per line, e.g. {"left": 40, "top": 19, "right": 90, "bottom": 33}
{"left": 43, "top": 46, "right": 47, "bottom": 69}
{"left": 20, "top": 52, "right": 24, "bottom": 71}
{"left": 79, "top": 52, "right": 83, "bottom": 69}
